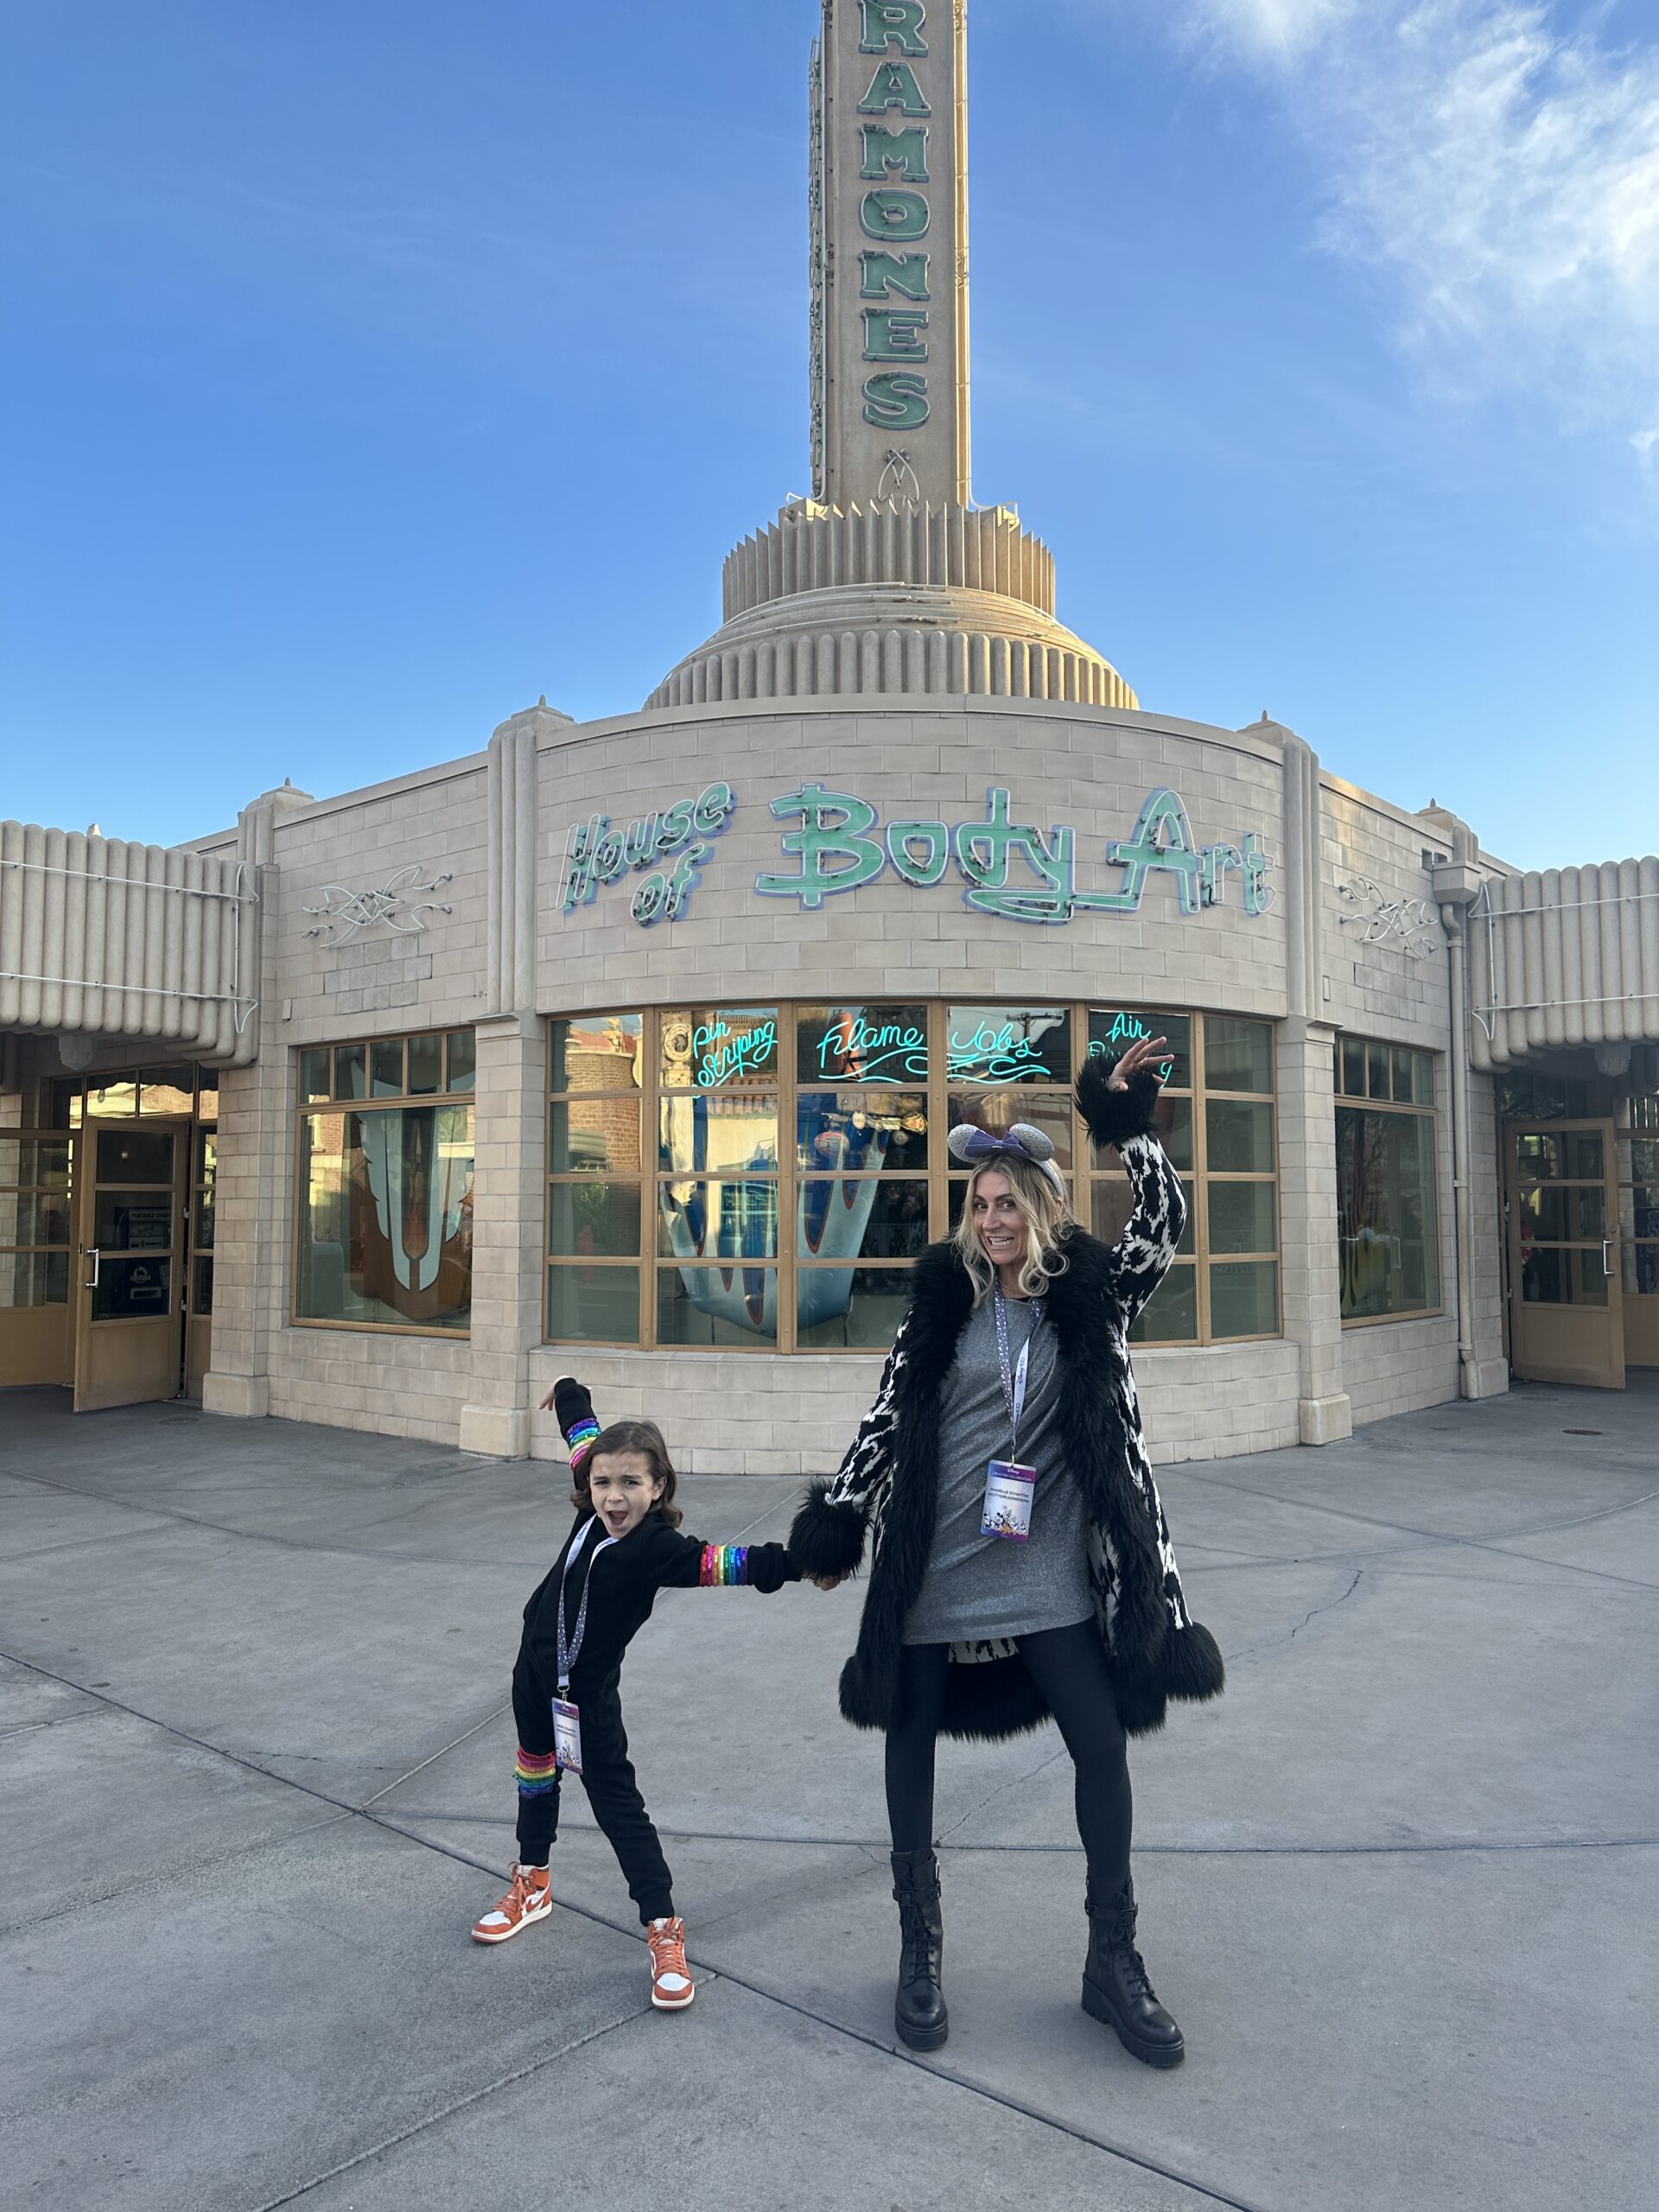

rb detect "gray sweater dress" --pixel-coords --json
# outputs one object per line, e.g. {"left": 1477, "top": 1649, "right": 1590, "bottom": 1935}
{"left": 902, "top": 1292, "right": 1093, "bottom": 1646}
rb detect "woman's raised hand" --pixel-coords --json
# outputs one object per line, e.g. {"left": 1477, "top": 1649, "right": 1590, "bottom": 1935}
{"left": 1108, "top": 1037, "right": 1170, "bottom": 1090}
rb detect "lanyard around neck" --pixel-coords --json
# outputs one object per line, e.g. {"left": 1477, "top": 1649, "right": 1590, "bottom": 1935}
{"left": 991, "top": 1284, "right": 1044, "bottom": 1459}
{"left": 556, "top": 1518, "right": 620, "bottom": 1694}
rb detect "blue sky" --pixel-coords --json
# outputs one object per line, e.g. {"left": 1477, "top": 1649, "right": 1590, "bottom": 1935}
{"left": 3, "top": 0, "right": 1655, "bottom": 866}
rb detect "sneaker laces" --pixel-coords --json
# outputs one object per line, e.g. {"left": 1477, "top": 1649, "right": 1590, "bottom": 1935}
{"left": 649, "top": 1919, "right": 688, "bottom": 1979}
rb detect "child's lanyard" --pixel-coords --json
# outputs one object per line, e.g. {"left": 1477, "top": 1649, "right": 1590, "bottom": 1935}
{"left": 555, "top": 1520, "right": 620, "bottom": 1699}
{"left": 992, "top": 1284, "right": 1043, "bottom": 1459}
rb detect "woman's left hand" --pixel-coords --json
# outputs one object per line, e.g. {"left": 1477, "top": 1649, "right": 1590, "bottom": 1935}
{"left": 1109, "top": 1036, "right": 1170, "bottom": 1090}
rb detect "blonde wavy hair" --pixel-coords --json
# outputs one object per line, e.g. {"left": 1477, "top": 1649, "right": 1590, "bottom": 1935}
{"left": 952, "top": 1152, "right": 1074, "bottom": 1304}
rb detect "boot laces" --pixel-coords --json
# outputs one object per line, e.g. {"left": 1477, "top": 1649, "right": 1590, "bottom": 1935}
{"left": 899, "top": 1904, "right": 938, "bottom": 1985}
{"left": 1119, "top": 1942, "right": 1154, "bottom": 2000}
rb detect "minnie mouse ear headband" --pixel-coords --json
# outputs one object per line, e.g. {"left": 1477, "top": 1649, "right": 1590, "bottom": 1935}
{"left": 946, "top": 1122, "right": 1066, "bottom": 1201}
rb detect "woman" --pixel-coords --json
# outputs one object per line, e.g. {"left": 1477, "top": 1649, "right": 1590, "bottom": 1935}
{"left": 791, "top": 1039, "right": 1224, "bottom": 2068}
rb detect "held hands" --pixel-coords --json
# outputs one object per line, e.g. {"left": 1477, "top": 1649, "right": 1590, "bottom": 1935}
{"left": 1109, "top": 1036, "right": 1171, "bottom": 1091}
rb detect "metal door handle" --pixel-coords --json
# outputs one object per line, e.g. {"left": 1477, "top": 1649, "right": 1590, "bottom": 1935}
{"left": 84, "top": 1248, "right": 100, "bottom": 1290}
{"left": 1602, "top": 1239, "right": 1614, "bottom": 1277}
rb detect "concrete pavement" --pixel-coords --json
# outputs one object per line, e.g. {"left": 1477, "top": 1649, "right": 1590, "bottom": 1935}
{"left": 2, "top": 1377, "right": 1655, "bottom": 2211}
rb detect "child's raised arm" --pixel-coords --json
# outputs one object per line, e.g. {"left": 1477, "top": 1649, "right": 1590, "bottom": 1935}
{"left": 545, "top": 1374, "right": 802, "bottom": 1592}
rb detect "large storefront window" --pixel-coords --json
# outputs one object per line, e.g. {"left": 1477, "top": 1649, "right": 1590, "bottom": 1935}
{"left": 0, "top": 1135, "right": 73, "bottom": 1313}
{"left": 1335, "top": 1039, "right": 1441, "bottom": 1322}
{"left": 547, "top": 1007, "right": 1282, "bottom": 1353}
{"left": 295, "top": 1031, "right": 475, "bottom": 1333}
{"left": 1084, "top": 1013, "right": 1280, "bottom": 1344}
{"left": 1618, "top": 1092, "right": 1659, "bottom": 1303}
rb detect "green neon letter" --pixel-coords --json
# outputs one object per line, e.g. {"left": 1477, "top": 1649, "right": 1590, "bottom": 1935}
{"left": 860, "top": 189, "right": 930, "bottom": 241}
{"left": 860, "top": 250, "right": 930, "bottom": 301}
{"left": 862, "top": 372, "right": 930, "bottom": 429}
{"left": 863, "top": 308, "right": 928, "bottom": 362}
{"left": 861, "top": 1, "right": 927, "bottom": 55}
{"left": 1103, "top": 788, "right": 1203, "bottom": 917}
{"left": 755, "top": 786, "right": 887, "bottom": 912}
{"left": 858, "top": 61, "right": 930, "bottom": 116}
{"left": 861, "top": 124, "right": 928, "bottom": 182}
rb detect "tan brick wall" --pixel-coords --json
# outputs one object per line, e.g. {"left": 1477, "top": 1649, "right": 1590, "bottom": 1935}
{"left": 181, "top": 695, "right": 1505, "bottom": 1463}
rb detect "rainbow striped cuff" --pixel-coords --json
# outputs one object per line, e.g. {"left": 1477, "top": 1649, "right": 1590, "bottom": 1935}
{"left": 516, "top": 1746, "right": 560, "bottom": 1797}
{"left": 565, "top": 1415, "right": 602, "bottom": 1472}
{"left": 699, "top": 1544, "right": 750, "bottom": 1587}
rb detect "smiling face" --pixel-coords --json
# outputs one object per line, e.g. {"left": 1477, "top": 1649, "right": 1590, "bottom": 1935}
{"left": 586, "top": 1449, "right": 667, "bottom": 1538}
{"left": 971, "top": 1168, "right": 1028, "bottom": 1276}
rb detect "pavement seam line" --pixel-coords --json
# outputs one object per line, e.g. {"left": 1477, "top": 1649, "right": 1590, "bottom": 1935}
{"left": 1172, "top": 1462, "right": 1659, "bottom": 1554}
{"left": 246, "top": 2001, "right": 658, "bottom": 2211}
{"left": 11, "top": 1650, "right": 1650, "bottom": 1870}
{"left": 0, "top": 1808, "right": 353, "bottom": 1937}
{"left": 0, "top": 1466, "right": 553, "bottom": 1573}
{"left": 383, "top": 1810, "right": 1659, "bottom": 1855}
{"left": 357, "top": 1700, "right": 512, "bottom": 1811}
{"left": 353, "top": 1815, "right": 1268, "bottom": 2212}
{"left": 1172, "top": 1468, "right": 1659, "bottom": 1594}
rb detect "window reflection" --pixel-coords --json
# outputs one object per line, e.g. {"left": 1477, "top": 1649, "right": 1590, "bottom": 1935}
{"left": 297, "top": 1106, "right": 474, "bottom": 1332}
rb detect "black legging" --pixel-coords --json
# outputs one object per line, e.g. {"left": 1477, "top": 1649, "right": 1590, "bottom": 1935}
{"left": 885, "top": 1621, "right": 1132, "bottom": 1896}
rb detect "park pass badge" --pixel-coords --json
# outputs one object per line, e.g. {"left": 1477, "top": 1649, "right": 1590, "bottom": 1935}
{"left": 982, "top": 1461, "right": 1036, "bottom": 1542}
{"left": 552, "top": 1700, "right": 584, "bottom": 1776}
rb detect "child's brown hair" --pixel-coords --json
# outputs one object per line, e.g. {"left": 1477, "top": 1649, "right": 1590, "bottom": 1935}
{"left": 570, "top": 1418, "right": 683, "bottom": 1528}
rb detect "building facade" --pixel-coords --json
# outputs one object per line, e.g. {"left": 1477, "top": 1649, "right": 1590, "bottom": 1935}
{"left": 3, "top": 1, "right": 1656, "bottom": 1465}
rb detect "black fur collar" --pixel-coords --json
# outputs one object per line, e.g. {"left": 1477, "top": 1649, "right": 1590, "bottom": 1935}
{"left": 899, "top": 1229, "right": 1121, "bottom": 1400}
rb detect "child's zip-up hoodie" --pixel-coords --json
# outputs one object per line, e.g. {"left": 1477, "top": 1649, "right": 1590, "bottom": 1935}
{"left": 520, "top": 1380, "right": 802, "bottom": 1735}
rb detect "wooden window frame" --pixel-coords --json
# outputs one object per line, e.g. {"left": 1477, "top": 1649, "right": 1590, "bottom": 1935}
{"left": 291, "top": 1027, "right": 477, "bottom": 1339}
{"left": 547, "top": 1005, "right": 1286, "bottom": 1355}
{"left": 1334, "top": 1034, "right": 1445, "bottom": 1329}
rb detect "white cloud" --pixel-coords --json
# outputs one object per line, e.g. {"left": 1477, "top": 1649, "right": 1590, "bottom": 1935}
{"left": 1159, "top": 2, "right": 1659, "bottom": 444}
{"left": 1178, "top": 0, "right": 1356, "bottom": 57}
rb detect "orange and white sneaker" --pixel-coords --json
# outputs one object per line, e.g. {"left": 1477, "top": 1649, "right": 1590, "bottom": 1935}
{"left": 471, "top": 1863, "right": 552, "bottom": 1945}
{"left": 645, "top": 1916, "right": 695, "bottom": 2010}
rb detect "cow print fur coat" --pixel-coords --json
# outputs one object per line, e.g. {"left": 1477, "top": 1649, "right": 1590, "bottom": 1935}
{"left": 789, "top": 1061, "right": 1226, "bottom": 1742}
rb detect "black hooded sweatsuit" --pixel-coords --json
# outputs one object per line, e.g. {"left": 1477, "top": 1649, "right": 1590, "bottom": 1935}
{"left": 512, "top": 1382, "right": 799, "bottom": 1923}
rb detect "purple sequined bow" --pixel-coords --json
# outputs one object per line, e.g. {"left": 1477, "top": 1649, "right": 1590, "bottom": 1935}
{"left": 945, "top": 1121, "right": 1065, "bottom": 1196}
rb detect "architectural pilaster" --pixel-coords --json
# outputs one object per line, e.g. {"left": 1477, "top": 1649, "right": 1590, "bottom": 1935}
{"left": 1277, "top": 730, "right": 1352, "bottom": 1445}
{"left": 457, "top": 1010, "right": 546, "bottom": 1458}
{"left": 200, "top": 786, "right": 301, "bottom": 1420}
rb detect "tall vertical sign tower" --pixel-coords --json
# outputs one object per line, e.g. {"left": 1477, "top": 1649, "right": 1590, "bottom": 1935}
{"left": 648, "top": 0, "right": 1135, "bottom": 713}
{"left": 811, "top": 0, "right": 971, "bottom": 510}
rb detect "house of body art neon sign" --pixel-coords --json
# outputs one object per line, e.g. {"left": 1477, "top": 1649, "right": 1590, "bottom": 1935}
{"left": 756, "top": 785, "right": 1272, "bottom": 925}
{"left": 558, "top": 783, "right": 1272, "bottom": 929}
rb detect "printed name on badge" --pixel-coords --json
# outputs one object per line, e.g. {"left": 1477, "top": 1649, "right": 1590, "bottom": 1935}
{"left": 982, "top": 1459, "right": 1036, "bottom": 1542}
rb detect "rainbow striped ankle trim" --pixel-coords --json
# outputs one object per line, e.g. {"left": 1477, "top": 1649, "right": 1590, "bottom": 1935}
{"left": 699, "top": 1544, "right": 750, "bottom": 1587}
{"left": 516, "top": 1747, "right": 560, "bottom": 1797}
{"left": 564, "top": 1415, "right": 602, "bottom": 1472}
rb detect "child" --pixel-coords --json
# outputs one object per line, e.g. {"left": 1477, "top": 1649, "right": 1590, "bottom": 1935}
{"left": 470, "top": 1376, "right": 801, "bottom": 2012}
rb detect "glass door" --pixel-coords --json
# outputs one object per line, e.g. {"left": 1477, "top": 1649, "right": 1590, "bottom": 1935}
{"left": 0, "top": 1132, "right": 76, "bottom": 1388}
{"left": 1506, "top": 1121, "right": 1624, "bottom": 1390}
{"left": 73, "top": 1125, "right": 187, "bottom": 1412}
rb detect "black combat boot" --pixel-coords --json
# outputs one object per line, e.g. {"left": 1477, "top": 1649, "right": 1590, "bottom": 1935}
{"left": 890, "top": 1848, "right": 949, "bottom": 2051}
{"left": 1082, "top": 1877, "right": 1185, "bottom": 2068}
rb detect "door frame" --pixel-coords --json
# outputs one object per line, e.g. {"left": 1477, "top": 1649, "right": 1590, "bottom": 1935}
{"left": 1503, "top": 1117, "right": 1625, "bottom": 1390}
{"left": 73, "top": 1116, "right": 191, "bottom": 1413}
